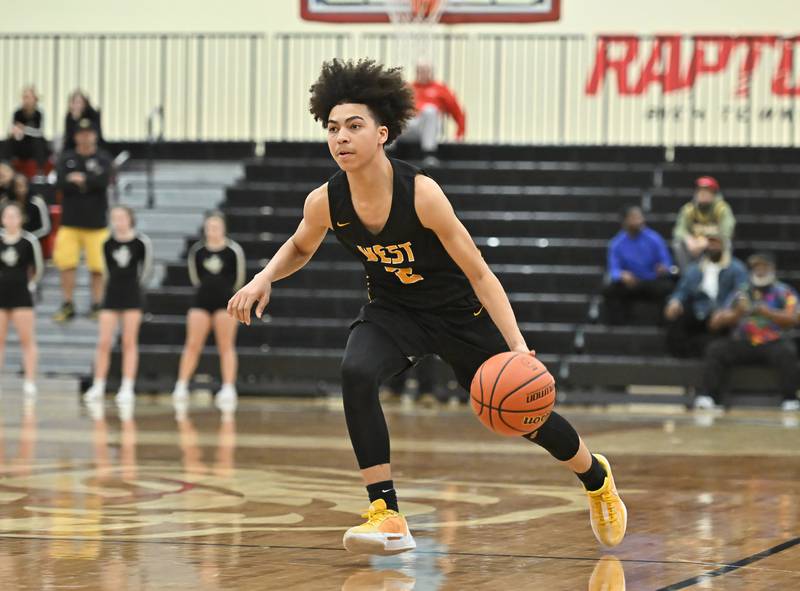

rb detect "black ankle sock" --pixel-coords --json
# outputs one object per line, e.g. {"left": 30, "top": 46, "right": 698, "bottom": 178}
{"left": 366, "top": 480, "right": 399, "bottom": 512}
{"left": 577, "top": 456, "right": 607, "bottom": 492}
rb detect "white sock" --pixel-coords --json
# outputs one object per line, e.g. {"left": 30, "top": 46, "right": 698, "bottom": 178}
{"left": 220, "top": 383, "right": 237, "bottom": 394}
{"left": 93, "top": 378, "right": 106, "bottom": 392}
{"left": 120, "top": 378, "right": 135, "bottom": 392}
{"left": 23, "top": 380, "right": 37, "bottom": 392}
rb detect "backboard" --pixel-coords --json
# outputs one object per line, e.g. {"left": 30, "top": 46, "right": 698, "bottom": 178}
{"left": 300, "top": 0, "right": 561, "bottom": 24}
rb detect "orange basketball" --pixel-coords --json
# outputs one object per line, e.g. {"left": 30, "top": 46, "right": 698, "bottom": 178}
{"left": 470, "top": 352, "right": 556, "bottom": 437}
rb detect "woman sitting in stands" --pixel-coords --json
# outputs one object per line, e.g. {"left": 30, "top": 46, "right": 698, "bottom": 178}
{"left": 83, "top": 205, "right": 153, "bottom": 408}
{"left": 171, "top": 211, "right": 245, "bottom": 413}
{"left": 1, "top": 174, "right": 51, "bottom": 240}
{"left": 0, "top": 201, "right": 43, "bottom": 399}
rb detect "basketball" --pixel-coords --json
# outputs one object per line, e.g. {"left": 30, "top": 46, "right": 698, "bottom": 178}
{"left": 470, "top": 352, "right": 556, "bottom": 437}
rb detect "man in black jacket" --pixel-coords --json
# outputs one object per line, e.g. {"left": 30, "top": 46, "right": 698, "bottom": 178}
{"left": 52, "top": 118, "right": 112, "bottom": 322}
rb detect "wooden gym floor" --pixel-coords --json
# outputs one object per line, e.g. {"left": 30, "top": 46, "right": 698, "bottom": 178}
{"left": 0, "top": 392, "right": 798, "bottom": 590}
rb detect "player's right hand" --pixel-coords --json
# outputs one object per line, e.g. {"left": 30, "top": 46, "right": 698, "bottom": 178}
{"left": 227, "top": 275, "right": 272, "bottom": 325}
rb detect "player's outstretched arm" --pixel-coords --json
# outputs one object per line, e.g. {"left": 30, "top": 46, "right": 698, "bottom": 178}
{"left": 415, "top": 176, "right": 529, "bottom": 354}
{"left": 228, "top": 185, "right": 331, "bottom": 325}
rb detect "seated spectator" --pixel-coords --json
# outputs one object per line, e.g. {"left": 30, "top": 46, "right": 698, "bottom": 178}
{"left": 603, "top": 205, "right": 674, "bottom": 325}
{"left": 52, "top": 118, "right": 112, "bottom": 322}
{"left": 0, "top": 174, "right": 51, "bottom": 240}
{"left": 0, "top": 162, "right": 14, "bottom": 200}
{"left": 700, "top": 253, "right": 799, "bottom": 412}
{"left": 5, "top": 86, "right": 48, "bottom": 173}
{"left": 672, "top": 176, "right": 736, "bottom": 269}
{"left": 664, "top": 232, "right": 747, "bottom": 357}
{"left": 399, "top": 61, "right": 465, "bottom": 167}
{"left": 64, "top": 90, "right": 103, "bottom": 153}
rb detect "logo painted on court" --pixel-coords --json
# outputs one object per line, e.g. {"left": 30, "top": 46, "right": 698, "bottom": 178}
{"left": 0, "top": 464, "right": 587, "bottom": 540}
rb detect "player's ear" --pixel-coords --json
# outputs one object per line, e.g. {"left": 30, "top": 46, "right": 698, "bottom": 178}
{"left": 377, "top": 124, "right": 389, "bottom": 146}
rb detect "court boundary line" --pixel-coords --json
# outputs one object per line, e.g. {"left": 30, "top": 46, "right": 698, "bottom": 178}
{"left": 0, "top": 534, "right": 797, "bottom": 575}
{"left": 655, "top": 536, "right": 800, "bottom": 590}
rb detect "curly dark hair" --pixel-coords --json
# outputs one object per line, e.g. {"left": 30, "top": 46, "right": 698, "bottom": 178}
{"left": 309, "top": 59, "right": 416, "bottom": 144}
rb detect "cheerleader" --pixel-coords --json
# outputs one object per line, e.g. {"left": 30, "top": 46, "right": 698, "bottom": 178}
{"left": 172, "top": 211, "right": 245, "bottom": 411}
{"left": 83, "top": 205, "right": 152, "bottom": 404}
{"left": 0, "top": 202, "right": 43, "bottom": 398}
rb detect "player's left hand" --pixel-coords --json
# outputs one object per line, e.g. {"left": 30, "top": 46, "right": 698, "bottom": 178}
{"left": 512, "top": 345, "right": 536, "bottom": 357}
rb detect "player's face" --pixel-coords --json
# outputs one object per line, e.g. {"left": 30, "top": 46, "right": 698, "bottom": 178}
{"left": 326, "top": 103, "right": 388, "bottom": 171}
{"left": 110, "top": 208, "right": 133, "bottom": 235}
{"left": 1, "top": 205, "right": 22, "bottom": 232}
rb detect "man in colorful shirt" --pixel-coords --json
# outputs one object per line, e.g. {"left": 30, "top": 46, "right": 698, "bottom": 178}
{"left": 700, "top": 253, "right": 799, "bottom": 411}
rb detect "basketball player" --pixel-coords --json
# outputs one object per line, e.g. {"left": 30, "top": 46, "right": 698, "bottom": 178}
{"left": 83, "top": 206, "right": 153, "bottom": 406}
{"left": 0, "top": 202, "right": 43, "bottom": 398}
{"left": 172, "top": 212, "right": 245, "bottom": 413}
{"left": 228, "top": 59, "right": 627, "bottom": 555}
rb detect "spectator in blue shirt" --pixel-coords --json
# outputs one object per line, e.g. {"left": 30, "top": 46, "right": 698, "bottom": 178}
{"left": 664, "top": 232, "right": 747, "bottom": 357}
{"left": 603, "top": 205, "right": 674, "bottom": 324}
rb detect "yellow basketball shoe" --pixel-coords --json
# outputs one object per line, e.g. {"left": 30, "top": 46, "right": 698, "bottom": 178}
{"left": 342, "top": 499, "right": 416, "bottom": 556}
{"left": 586, "top": 454, "right": 627, "bottom": 547}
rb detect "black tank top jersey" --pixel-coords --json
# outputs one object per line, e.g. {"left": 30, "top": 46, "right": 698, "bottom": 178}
{"left": 187, "top": 239, "right": 246, "bottom": 293}
{"left": 103, "top": 233, "right": 153, "bottom": 289}
{"left": 328, "top": 158, "right": 475, "bottom": 310}
{"left": 0, "top": 231, "right": 43, "bottom": 287}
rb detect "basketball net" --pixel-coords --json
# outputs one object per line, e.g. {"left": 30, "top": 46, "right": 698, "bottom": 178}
{"left": 386, "top": 0, "right": 448, "bottom": 70}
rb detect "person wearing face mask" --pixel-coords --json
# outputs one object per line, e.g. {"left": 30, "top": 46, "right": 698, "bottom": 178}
{"left": 672, "top": 176, "right": 736, "bottom": 270}
{"left": 664, "top": 232, "right": 747, "bottom": 358}
{"left": 700, "top": 253, "right": 799, "bottom": 412}
{"left": 603, "top": 205, "right": 674, "bottom": 325}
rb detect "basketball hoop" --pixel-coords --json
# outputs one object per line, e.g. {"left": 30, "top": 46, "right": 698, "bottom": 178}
{"left": 387, "top": 0, "right": 448, "bottom": 66}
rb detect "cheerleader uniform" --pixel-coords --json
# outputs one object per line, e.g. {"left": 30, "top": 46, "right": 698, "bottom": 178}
{"left": 101, "top": 233, "right": 153, "bottom": 310}
{"left": 0, "top": 230, "right": 43, "bottom": 309}
{"left": 187, "top": 239, "right": 246, "bottom": 312}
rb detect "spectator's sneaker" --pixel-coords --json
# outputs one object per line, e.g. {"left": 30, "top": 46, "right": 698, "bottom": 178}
{"left": 88, "top": 303, "right": 102, "bottom": 320}
{"left": 781, "top": 399, "right": 800, "bottom": 412}
{"left": 586, "top": 454, "right": 627, "bottom": 548}
{"left": 115, "top": 386, "right": 135, "bottom": 406}
{"left": 22, "top": 381, "right": 37, "bottom": 400}
{"left": 693, "top": 395, "right": 722, "bottom": 411}
{"left": 589, "top": 556, "right": 626, "bottom": 591}
{"left": 52, "top": 302, "right": 76, "bottom": 323}
{"left": 83, "top": 383, "right": 105, "bottom": 402}
{"left": 343, "top": 499, "right": 416, "bottom": 556}
{"left": 171, "top": 382, "right": 189, "bottom": 401}
{"left": 117, "top": 399, "right": 135, "bottom": 422}
{"left": 214, "top": 384, "right": 238, "bottom": 413}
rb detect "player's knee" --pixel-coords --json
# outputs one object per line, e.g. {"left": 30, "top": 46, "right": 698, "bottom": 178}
{"left": 341, "top": 358, "right": 379, "bottom": 401}
{"left": 525, "top": 411, "right": 581, "bottom": 462}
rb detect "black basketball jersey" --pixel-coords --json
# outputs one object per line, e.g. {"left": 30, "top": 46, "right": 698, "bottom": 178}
{"left": 328, "top": 158, "right": 475, "bottom": 310}
{"left": 0, "top": 231, "right": 43, "bottom": 287}
{"left": 187, "top": 239, "right": 246, "bottom": 292}
{"left": 103, "top": 233, "right": 153, "bottom": 288}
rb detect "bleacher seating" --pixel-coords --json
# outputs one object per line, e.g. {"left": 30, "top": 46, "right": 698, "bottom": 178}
{"left": 111, "top": 143, "right": 800, "bottom": 405}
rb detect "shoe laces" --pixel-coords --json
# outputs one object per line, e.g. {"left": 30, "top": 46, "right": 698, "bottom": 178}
{"left": 361, "top": 505, "right": 396, "bottom": 525}
{"left": 591, "top": 489, "right": 618, "bottom": 526}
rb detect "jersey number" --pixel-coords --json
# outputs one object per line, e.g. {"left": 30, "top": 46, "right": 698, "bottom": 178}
{"left": 385, "top": 267, "right": 424, "bottom": 284}
{"left": 358, "top": 242, "right": 424, "bottom": 285}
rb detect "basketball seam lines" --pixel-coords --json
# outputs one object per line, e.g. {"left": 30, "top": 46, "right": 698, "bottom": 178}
{"left": 487, "top": 353, "right": 521, "bottom": 429}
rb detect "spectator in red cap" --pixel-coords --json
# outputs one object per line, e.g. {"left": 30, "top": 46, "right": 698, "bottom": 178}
{"left": 672, "top": 176, "right": 736, "bottom": 270}
{"left": 398, "top": 61, "right": 466, "bottom": 167}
